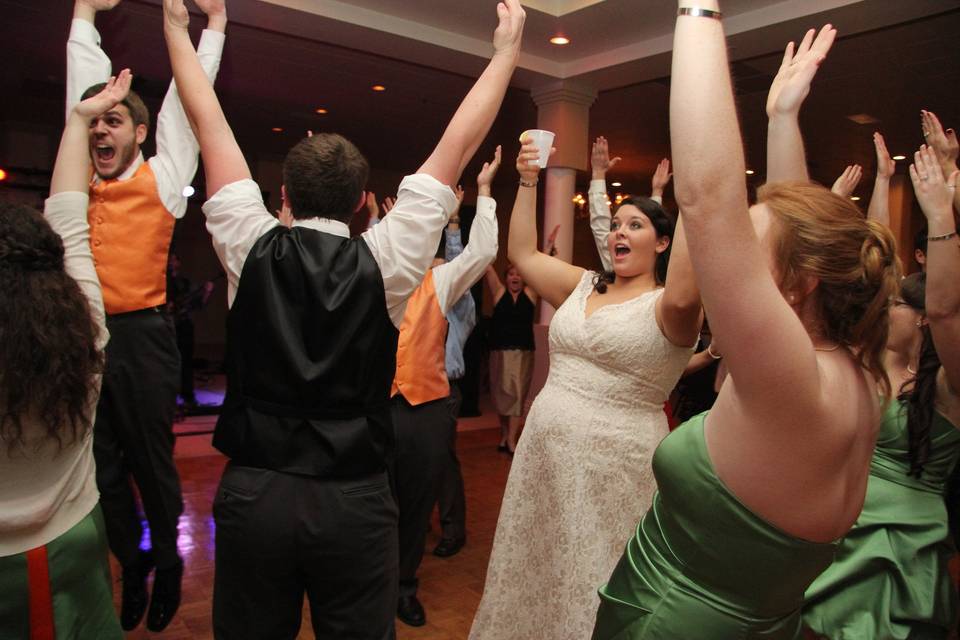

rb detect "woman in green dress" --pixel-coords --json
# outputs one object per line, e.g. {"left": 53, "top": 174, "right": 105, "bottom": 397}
{"left": 592, "top": 3, "right": 902, "bottom": 638}
{"left": 803, "top": 145, "right": 960, "bottom": 638}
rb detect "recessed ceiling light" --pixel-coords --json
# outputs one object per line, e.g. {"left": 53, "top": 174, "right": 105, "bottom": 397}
{"left": 372, "top": 85, "right": 386, "bottom": 92}
{"left": 0, "top": 168, "right": 7, "bottom": 181}
{"left": 550, "top": 36, "right": 570, "bottom": 46}
{"left": 315, "top": 108, "right": 328, "bottom": 115}
{"left": 271, "top": 127, "right": 284, "bottom": 133}
{"left": 846, "top": 113, "right": 881, "bottom": 125}
{"left": 892, "top": 155, "right": 906, "bottom": 161}
{"left": 611, "top": 181, "right": 622, "bottom": 187}
{"left": 745, "top": 170, "right": 755, "bottom": 175}
{"left": 850, "top": 196, "right": 861, "bottom": 201}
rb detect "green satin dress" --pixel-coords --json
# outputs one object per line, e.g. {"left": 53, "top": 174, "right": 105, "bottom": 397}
{"left": 593, "top": 412, "right": 839, "bottom": 639}
{"left": 803, "top": 401, "right": 960, "bottom": 639}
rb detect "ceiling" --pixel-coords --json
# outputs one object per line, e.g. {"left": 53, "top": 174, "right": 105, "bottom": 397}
{"left": 0, "top": 0, "right": 958, "bottom": 205}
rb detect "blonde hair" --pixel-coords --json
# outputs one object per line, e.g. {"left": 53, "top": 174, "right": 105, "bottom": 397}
{"left": 758, "top": 182, "right": 901, "bottom": 397}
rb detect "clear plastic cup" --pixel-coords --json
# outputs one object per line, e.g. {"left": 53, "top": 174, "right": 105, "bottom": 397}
{"left": 519, "top": 129, "right": 556, "bottom": 169}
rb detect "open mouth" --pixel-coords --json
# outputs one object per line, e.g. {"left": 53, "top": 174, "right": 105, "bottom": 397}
{"left": 614, "top": 243, "right": 631, "bottom": 257}
{"left": 95, "top": 145, "right": 116, "bottom": 163}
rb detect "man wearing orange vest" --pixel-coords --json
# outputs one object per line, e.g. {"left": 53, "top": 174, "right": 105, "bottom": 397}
{"left": 390, "top": 147, "right": 501, "bottom": 628}
{"left": 66, "top": 0, "right": 225, "bottom": 631}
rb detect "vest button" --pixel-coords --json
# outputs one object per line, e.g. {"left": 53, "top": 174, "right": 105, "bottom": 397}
{"left": 94, "top": 239, "right": 102, "bottom": 246}
{"left": 96, "top": 217, "right": 104, "bottom": 224}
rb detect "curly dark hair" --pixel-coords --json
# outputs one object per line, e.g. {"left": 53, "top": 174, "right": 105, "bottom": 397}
{"left": 594, "top": 196, "right": 675, "bottom": 294}
{"left": 0, "top": 203, "right": 104, "bottom": 453}
{"left": 896, "top": 272, "right": 940, "bottom": 478}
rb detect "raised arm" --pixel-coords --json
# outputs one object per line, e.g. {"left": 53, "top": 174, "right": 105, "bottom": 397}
{"left": 485, "top": 265, "right": 506, "bottom": 304}
{"left": 655, "top": 213, "right": 702, "bottom": 348}
{"left": 651, "top": 158, "right": 671, "bottom": 202}
{"left": 507, "top": 140, "right": 584, "bottom": 308}
{"left": 910, "top": 145, "right": 960, "bottom": 394}
{"left": 150, "top": 0, "right": 227, "bottom": 217}
{"left": 433, "top": 147, "right": 503, "bottom": 313}
{"left": 765, "top": 26, "right": 836, "bottom": 183}
{"left": 417, "top": 0, "right": 525, "bottom": 186}
{"left": 922, "top": 110, "right": 960, "bottom": 213}
{"left": 589, "top": 136, "right": 619, "bottom": 271}
{"left": 66, "top": 0, "right": 118, "bottom": 118}
{"left": 830, "top": 165, "right": 862, "bottom": 199}
{"left": 162, "top": 0, "right": 249, "bottom": 195}
{"left": 867, "top": 132, "right": 896, "bottom": 225}
{"left": 672, "top": 3, "right": 827, "bottom": 419}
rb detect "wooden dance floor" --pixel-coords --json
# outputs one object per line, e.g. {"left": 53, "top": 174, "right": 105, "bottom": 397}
{"left": 115, "top": 410, "right": 512, "bottom": 639}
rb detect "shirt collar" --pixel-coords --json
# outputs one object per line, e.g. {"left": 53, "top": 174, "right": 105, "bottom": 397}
{"left": 292, "top": 217, "right": 350, "bottom": 238}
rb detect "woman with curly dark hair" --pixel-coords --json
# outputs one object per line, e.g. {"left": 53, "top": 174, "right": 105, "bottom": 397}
{"left": 0, "top": 71, "right": 132, "bottom": 639}
{"left": 804, "top": 145, "right": 960, "bottom": 638}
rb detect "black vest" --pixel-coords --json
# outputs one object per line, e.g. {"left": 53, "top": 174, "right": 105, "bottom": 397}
{"left": 489, "top": 291, "right": 535, "bottom": 351}
{"left": 214, "top": 225, "right": 399, "bottom": 477}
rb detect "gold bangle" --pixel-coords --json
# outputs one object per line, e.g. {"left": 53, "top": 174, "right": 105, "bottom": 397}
{"left": 927, "top": 231, "right": 958, "bottom": 242}
{"left": 678, "top": 7, "right": 723, "bottom": 19}
{"left": 519, "top": 180, "right": 538, "bottom": 188}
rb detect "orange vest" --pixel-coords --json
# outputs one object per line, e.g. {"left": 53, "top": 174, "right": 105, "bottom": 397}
{"left": 391, "top": 270, "right": 450, "bottom": 405}
{"left": 88, "top": 162, "right": 175, "bottom": 315}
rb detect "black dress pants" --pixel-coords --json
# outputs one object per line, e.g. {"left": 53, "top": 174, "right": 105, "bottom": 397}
{"left": 212, "top": 464, "right": 398, "bottom": 640}
{"left": 93, "top": 309, "right": 183, "bottom": 570}
{"left": 174, "top": 318, "right": 196, "bottom": 403}
{"left": 436, "top": 384, "right": 466, "bottom": 541}
{"left": 389, "top": 394, "right": 454, "bottom": 598}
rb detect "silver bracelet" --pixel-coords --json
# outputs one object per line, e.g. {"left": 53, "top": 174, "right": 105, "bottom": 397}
{"left": 706, "top": 344, "right": 722, "bottom": 359}
{"left": 519, "top": 180, "right": 538, "bottom": 188}
{"left": 678, "top": 7, "right": 723, "bottom": 19}
{"left": 927, "top": 231, "right": 958, "bottom": 242}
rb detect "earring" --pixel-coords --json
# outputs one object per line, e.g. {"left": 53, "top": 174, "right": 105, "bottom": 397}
{"left": 916, "top": 319, "right": 923, "bottom": 328}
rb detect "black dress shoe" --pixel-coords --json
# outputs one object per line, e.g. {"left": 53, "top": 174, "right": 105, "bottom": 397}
{"left": 120, "top": 550, "right": 154, "bottom": 631}
{"left": 146, "top": 559, "right": 183, "bottom": 632}
{"left": 397, "top": 595, "right": 426, "bottom": 627}
{"left": 433, "top": 536, "right": 466, "bottom": 558}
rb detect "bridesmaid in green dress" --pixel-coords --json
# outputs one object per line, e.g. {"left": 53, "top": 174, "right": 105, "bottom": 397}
{"left": 593, "top": 3, "right": 902, "bottom": 638}
{"left": 804, "top": 146, "right": 960, "bottom": 638}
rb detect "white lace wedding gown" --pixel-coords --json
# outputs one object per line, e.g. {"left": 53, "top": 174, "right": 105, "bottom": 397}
{"left": 469, "top": 271, "right": 694, "bottom": 640}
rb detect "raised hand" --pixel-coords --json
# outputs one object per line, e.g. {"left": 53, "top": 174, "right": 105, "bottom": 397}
{"left": 921, "top": 110, "right": 959, "bottom": 176}
{"left": 873, "top": 132, "right": 895, "bottom": 179}
{"left": 517, "top": 138, "right": 545, "bottom": 183}
{"left": 163, "top": 0, "right": 190, "bottom": 31}
{"left": 193, "top": 0, "right": 227, "bottom": 31}
{"left": 766, "top": 25, "right": 836, "bottom": 117}
{"left": 493, "top": 0, "right": 526, "bottom": 58}
{"left": 831, "top": 164, "right": 862, "bottom": 198}
{"left": 381, "top": 197, "right": 396, "bottom": 216}
{"left": 910, "top": 145, "right": 958, "bottom": 221}
{"left": 73, "top": 69, "right": 133, "bottom": 119}
{"left": 365, "top": 192, "right": 379, "bottom": 221}
{"left": 76, "top": 0, "right": 122, "bottom": 11}
{"left": 651, "top": 158, "right": 672, "bottom": 197}
{"left": 477, "top": 145, "right": 503, "bottom": 195}
{"left": 454, "top": 185, "right": 466, "bottom": 203}
{"left": 591, "top": 136, "right": 621, "bottom": 179}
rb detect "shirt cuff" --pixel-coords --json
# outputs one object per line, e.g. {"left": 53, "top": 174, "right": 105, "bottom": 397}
{"left": 44, "top": 191, "right": 90, "bottom": 221}
{"left": 399, "top": 174, "right": 459, "bottom": 217}
{"left": 651, "top": 195, "right": 663, "bottom": 204}
{"left": 69, "top": 18, "right": 101, "bottom": 45}
{"left": 198, "top": 28, "right": 226, "bottom": 56}
{"left": 589, "top": 179, "right": 606, "bottom": 194}
{"left": 203, "top": 178, "right": 265, "bottom": 217}
{"left": 476, "top": 195, "right": 496, "bottom": 218}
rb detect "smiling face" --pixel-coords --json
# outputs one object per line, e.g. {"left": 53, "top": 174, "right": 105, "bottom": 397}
{"left": 505, "top": 266, "right": 524, "bottom": 293}
{"left": 88, "top": 104, "right": 146, "bottom": 180}
{"left": 607, "top": 203, "right": 669, "bottom": 278}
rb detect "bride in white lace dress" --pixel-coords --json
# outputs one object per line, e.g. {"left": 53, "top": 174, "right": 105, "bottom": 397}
{"left": 469, "top": 143, "right": 702, "bottom": 640}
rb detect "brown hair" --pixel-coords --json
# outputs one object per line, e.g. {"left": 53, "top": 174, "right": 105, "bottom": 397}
{"left": 758, "top": 182, "right": 900, "bottom": 397}
{"left": 0, "top": 204, "right": 104, "bottom": 453}
{"left": 81, "top": 83, "right": 150, "bottom": 131}
{"left": 283, "top": 133, "right": 370, "bottom": 222}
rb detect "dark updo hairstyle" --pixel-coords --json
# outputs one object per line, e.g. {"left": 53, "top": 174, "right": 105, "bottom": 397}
{"left": 757, "top": 182, "right": 900, "bottom": 399}
{"left": 897, "top": 273, "right": 940, "bottom": 478}
{"left": 593, "top": 196, "right": 675, "bottom": 294}
{"left": 0, "top": 204, "right": 104, "bottom": 453}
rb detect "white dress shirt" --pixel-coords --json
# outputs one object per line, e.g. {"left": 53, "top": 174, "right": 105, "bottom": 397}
{"left": 201, "top": 175, "right": 459, "bottom": 327}
{"left": 66, "top": 18, "right": 225, "bottom": 219}
{"left": 589, "top": 178, "right": 663, "bottom": 271}
{"left": 432, "top": 195, "right": 498, "bottom": 315}
{"left": 0, "top": 192, "right": 108, "bottom": 556}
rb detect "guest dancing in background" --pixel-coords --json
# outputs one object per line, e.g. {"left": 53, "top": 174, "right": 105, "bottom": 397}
{"left": 593, "top": 8, "right": 899, "bottom": 638}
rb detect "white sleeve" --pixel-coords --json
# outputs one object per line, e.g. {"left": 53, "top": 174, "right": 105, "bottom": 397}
{"left": 433, "top": 195, "right": 498, "bottom": 314}
{"left": 361, "top": 174, "right": 458, "bottom": 327}
{"left": 149, "top": 29, "right": 227, "bottom": 219}
{"left": 201, "top": 179, "right": 280, "bottom": 308}
{"left": 66, "top": 18, "right": 110, "bottom": 120}
{"left": 589, "top": 179, "right": 612, "bottom": 271}
{"left": 44, "top": 191, "right": 109, "bottom": 350}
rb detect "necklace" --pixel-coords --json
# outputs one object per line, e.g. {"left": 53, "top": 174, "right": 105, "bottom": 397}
{"left": 907, "top": 364, "right": 917, "bottom": 375}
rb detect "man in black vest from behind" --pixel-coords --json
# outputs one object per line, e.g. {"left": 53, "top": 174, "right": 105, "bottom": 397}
{"left": 161, "top": 0, "right": 527, "bottom": 637}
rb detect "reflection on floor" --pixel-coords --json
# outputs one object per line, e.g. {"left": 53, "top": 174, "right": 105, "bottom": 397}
{"left": 115, "top": 413, "right": 512, "bottom": 639}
